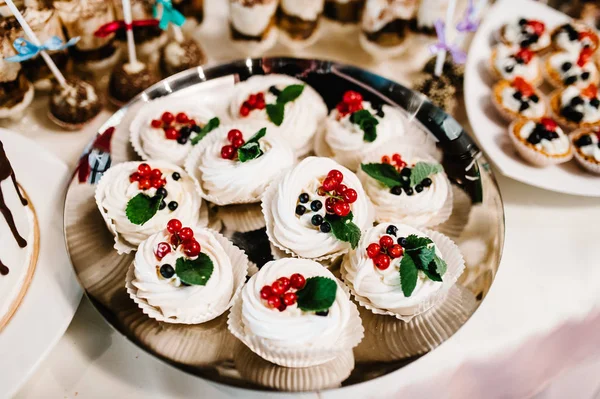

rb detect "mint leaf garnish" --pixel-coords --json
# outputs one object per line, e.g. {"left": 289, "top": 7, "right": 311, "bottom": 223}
{"left": 409, "top": 162, "right": 443, "bottom": 187}
{"left": 325, "top": 212, "right": 361, "bottom": 249}
{"left": 296, "top": 276, "right": 337, "bottom": 312}
{"left": 191, "top": 117, "right": 220, "bottom": 145}
{"left": 422, "top": 268, "right": 443, "bottom": 282}
{"left": 276, "top": 84, "right": 305, "bottom": 104}
{"left": 415, "top": 246, "right": 436, "bottom": 269}
{"left": 266, "top": 103, "right": 284, "bottom": 126}
{"left": 399, "top": 254, "right": 418, "bottom": 297}
{"left": 404, "top": 234, "right": 433, "bottom": 251}
{"left": 350, "top": 109, "right": 379, "bottom": 142}
{"left": 125, "top": 193, "right": 164, "bottom": 225}
{"left": 360, "top": 163, "right": 402, "bottom": 188}
{"left": 175, "top": 254, "right": 214, "bottom": 286}
{"left": 432, "top": 255, "right": 447, "bottom": 276}
{"left": 237, "top": 127, "right": 267, "bottom": 163}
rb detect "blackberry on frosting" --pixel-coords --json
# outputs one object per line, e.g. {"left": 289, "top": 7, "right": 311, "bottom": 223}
{"left": 508, "top": 117, "right": 572, "bottom": 166}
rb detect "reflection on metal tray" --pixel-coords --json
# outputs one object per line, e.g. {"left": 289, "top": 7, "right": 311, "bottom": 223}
{"left": 64, "top": 58, "right": 504, "bottom": 392}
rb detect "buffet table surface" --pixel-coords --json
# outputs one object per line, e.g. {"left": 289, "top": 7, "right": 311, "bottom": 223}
{"left": 11, "top": 0, "right": 600, "bottom": 397}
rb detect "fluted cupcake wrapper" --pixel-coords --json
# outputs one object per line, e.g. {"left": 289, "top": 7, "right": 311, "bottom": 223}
{"left": 269, "top": 242, "right": 344, "bottom": 270}
{"left": 125, "top": 228, "right": 249, "bottom": 324}
{"left": 341, "top": 229, "right": 466, "bottom": 322}
{"left": 227, "top": 280, "right": 364, "bottom": 368}
{"left": 508, "top": 120, "right": 573, "bottom": 167}
{"left": 233, "top": 342, "right": 354, "bottom": 391}
{"left": 569, "top": 130, "right": 600, "bottom": 174}
{"left": 217, "top": 203, "right": 266, "bottom": 233}
{"left": 358, "top": 32, "right": 410, "bottom": 61}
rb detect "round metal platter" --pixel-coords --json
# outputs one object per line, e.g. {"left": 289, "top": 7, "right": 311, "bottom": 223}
{"left": 64, "top": 57, "right": 505, "bottom": 392}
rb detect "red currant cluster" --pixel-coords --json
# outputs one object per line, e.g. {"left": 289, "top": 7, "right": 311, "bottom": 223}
{"left": 220, "top": 129, "right": 245, "bottom": 160}
{"left": 155, "top": 219, "right": 202, "bottom": 260}
{"left": 129, "top": 163, "right": 166, "bottom": 190}
{"left": 366, "top": 235, "right": 404, "bottom": 270}
{"left": 260, "top": 273, "right": 306, "bottom": 312}
{"left": 381, "top": 153, "right": 407, "bottom": 170}
{"left": 318, "top": 169, "right": 358, "bottom": 218}
{"left": 151, "top": 112, "right": 197, "bottom": 141}
{"left": 239, "top": 92, "right": 266, "bottom": 117}
{"left": 335, "top": 90, "right": 364, "bottom": 118}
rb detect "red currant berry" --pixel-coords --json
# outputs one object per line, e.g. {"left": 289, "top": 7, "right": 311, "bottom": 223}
{"left": 283, "top": 292, "right": 297, "bottom": 306}
{"left": 389, "top": 244, "right": 404, "bottom": 259}
{"left": 150, "top": 168, "right": 163, "bottom": 181}
{"left": 240, "top": 105, "right": 250, "bottom": 117}
{"left": 247, "top": 94, "right": 258, "bottom": 107}
{"left": 290, "top": 273, "right": 306, "bottom": 289}
{"left": 322, "top": 177, "right": 338, "bottom": 192}
{"left": 541, "top": 117, "right": 557, "bottom": 131}
{"left": 256, "top": 100, "right": 266, "bottom": 110}
{"left": 381, "top": 156, "right": 391, "bottom": 164}
{"left": 167, "top": 219, "right": 182, "bottom": 234}
{"left": 343, "top": 188, "right": 358, "bottom": 204}
{"left": 337, "top": 184, "right": 348, "bottom": 193}
{"left": 227, "top": 129, "right": 243, "bottom": 142}
{"left": 325, "top": 197, "right": 337, "bottom": 213}
{"left": 183, "top": 240, "right": 201, "bottom": 258}
{"left": 379, "top": 235, "right": 394, "bottom": 249}
{"left": 278, "top": 277, "right": 291, "bottom": 292}
{"left": 271, "top": 280, "right": 286, "bottom": 296}
{"left": 317, "top": 187, "right": 327, "bottom": 196}
{"left": 327, "top": 169, "right": 344, "bottom": 183}
{"left": 165, "top": 127, "right": 179, "bottom": 140}
{"left": 176, "top": 112, "right": 189, "bottom": 124}
{"left": 231, "top": 137, "right": 245, "bottom": 149}
{"left": 170, "top": 234, "right": 180, "bottom": 247}
{"left": 151, "top": 178, "right": 164, "bottom": 189}
{"left": 374, "top": 253, "right": 391, "bottom": 270}
{"left": 334, "top": 201, "right": 350, "bottom": 217}
{"left": 138, "top": 178, "right": 151, "bottom": 190}
{"left": 138, "top": 163, "right": 151, "bottom": 176}
{"left": 256, "top": 92, "right": 265, "bottom": 102}
{"left": 366, "top": 243, "right": 381, "bottom": 259}
{"left": 155, "top": 242, "right": 171, "bottom": 260}
{"left": 267, "top": 295, "right": 281, "bottom": 309}
{"left": 343, "top": 90, "right": 363, "bottom": 104}
{"left": 151, "top": 119, "right": 162, "bottom": 128}
{"left": 392, "top": 153, "right": 405, "bottom": 165}
{"left": 221, "top": 145, "right": 236, "bottom": 160}
{"left": 348, "top": 102, "right": 363, "bottom": 113}
{"left": 178, "top": 227, "right": 194, "bottom": 242}
{"left": 161, "top": 112, "right": 174, "bottom": 124}
{"left": 129, "top": 172, "right": 141, "bottom": 183}
{"left": 277, "top": 302, "right": 287, "bottom": 312}
{"left": 336, "top": 102, "right": 349, "bottom": 116}
{"left": 260, "top": 285, "right": 273, "bottom": 299}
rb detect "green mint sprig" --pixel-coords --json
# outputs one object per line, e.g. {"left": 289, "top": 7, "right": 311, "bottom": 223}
{"left": 125, "top": 193, "right": 164, "bottom": 225}
{"left": 191, "top": 117, "right": 220, "bottom": 145}
{"left": 349, "top": 109, "right": 379, "bottom": 142}
{"left": 360, "top": 161, "right": 443, "bottom": 189}
{"left": 398, "top": 234, "right": 447, "bottom": 297}
{"left": 325, "top": 211, "right": 361, "bottom": 249}
{"left": 266, "top": 84, "right": 305, "bottom": 126}
{"left": 175, "top": 254, "right": 214, "bottom": 286}
{"left": 238, "top": 127, "right": 266, "bottom": 162}
{"left": 296, "top": 276, "right": 337, "bottom": 312}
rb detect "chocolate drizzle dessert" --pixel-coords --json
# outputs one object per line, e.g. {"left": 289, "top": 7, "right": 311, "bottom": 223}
{"left": 229, "top": 0, "right": 278, "bottom": 42}
{"left": 324, "top": 0, "right": 365, "bottom": 24}
{"left": 277, "top": 0, "right": 324, "bottom": 42}
{"left": 48, "top": 78, "right": 102, "bottom": 129}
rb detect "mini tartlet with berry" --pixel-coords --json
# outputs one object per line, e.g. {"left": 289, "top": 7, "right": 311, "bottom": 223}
{"left": 262, "top": 156, "right": 374, "bottom": 261}
{"left": 492, "top": 78, "right": 547, "bottom": 121}
{"left": 130, "top": 98, "right": 220, "bottom": 166}
{"left": 544, "top": 49, "right": 599, "bottom": 89}
{"left": 229, "top": 74, "right": 327, "bottom": 157}
{"left": 315, "top": 90, "right": 408, "bottom": 171}
{"left": 126, "top": 219, "right": 249, "bottom": 324}
{"left": 227, "top": 257, "right": 363, "bottom": 367}
{"left": 95, "top": 161, "right": 206, "bottom": 254}
{"left": 508, "top": 117, "right": 573, "bottom": 166}
{"left": 358, "top": 148, "right": 452, "bottom": 227}
{"left": 550, "top": 22, "right": 599, "bottom": 54}
{"left": 550, "top": 83, "right": 600, "bottom": 129}
{"left": 499, "top": 18, "right": 551, "bottom": 53}
{"left": 341, "top": 223, "right": 464, "bottom": 320}
{"left": 570, "top": 128, "right": 600, "bottom": 174}
{"left": 490, "top": 45, "right": 543, "bottom": 86}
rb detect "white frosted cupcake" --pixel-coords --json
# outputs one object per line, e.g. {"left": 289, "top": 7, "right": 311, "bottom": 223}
{"left": 358, "top": 146, "right": 452, "bottom": 227}
{"left": 544, "top": 51, "right": 599, "bottom": 89}
{"left": 229, "top": 74, "right": 328, "bottom": 157}
{"left": 508, "top": 117, "right": 573, "bottom": 167}
{"left": 228, "top": 257, "right": 364, "bottom": 367}
{"left": 499, "top": 18, "right": 551, "bottom": 52}
{"left": 229, "top": 0, "right": 279, "bottom": 55}
{"left": 130, "top": 97, "right": 219, "bottom": 166}
{"left": 550, "top": 84, "right": 600, "bottom": 129}
{"left": 492, "top": 78, "right": 546, "bottom": 121}
{"left": 126, "top": 219, "right": 249, "bottom": 324}
{"left": 490, "top": 44, "right": 542, "bottom": 85}
{"left": 571, "top": 128, "right": 600, "bottom": 174}
{"left": 341, "top": 223, "right": 465, "bottom": 320}
{"left": 551, "top": 22, "right": 599, "bottom": 54}
{"left": 317, "top": 90, "right": 408, "bottom": 171}
{"left": 95, "top": 161, "right": 205, "bottom": 254}
{"left": 263, "top": 156, "right": 374, "bottom": 261}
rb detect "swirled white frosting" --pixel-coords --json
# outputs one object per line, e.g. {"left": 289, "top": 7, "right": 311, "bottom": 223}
{"left": 229, "top": 75, "right": 328, "bottom": 157}
{"left": 241, "top": 258, "right": 352, "bottom": 348}
{"left": 194, "top": 124, "right": 294, "bottom": 204}
{"left": 548, "top": 52, "right": 598, "bottom": 88}
{"left": 500, "top": 86, "right": 546, "bottom": 119}
{"left": 358, "top": 152, "right": 450, "bottom": 226}
{"left": 577, "top": 132, "right": 600, "bottom": 162}
{"left": 343, "top": 223, "right": 442, "bottom": 315}
{"left": 502, "top": 19, "right": 550, "bottom": 51}
{"left": 281, "top": 0, "right": 324, "bottom": 21}
{"left": 132, "top": 228, "right": 234, "bottom": 321}
{"left": 324, "top": 103, "right": 407, "bottom": 171}
{"left": 492, "top": 44, "right": 541, "bottom": 82}
{"left": 362, "top": 0, "right": 419, "bottom": 32}
{"left": 267, "top": 156, "right": 373, "bottom": 259}
{"left": 554, "top": 24, "right": 598, "bottom": 54}
{"left": 97, "top": 161, "right": 203, "bottom": 248}
{"left": 560, "top": 86, "right": 600, "bottom": 124}
{"left": 230, "top": 0, "right": 278, "bottom": 37}
{"left": 518, "top": 120, "right": 570, "bottom": 155}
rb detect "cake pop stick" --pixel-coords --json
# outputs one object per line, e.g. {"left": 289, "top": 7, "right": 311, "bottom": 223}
{"left": 122, "top": 0, "right": 142, "bottom": 69}
{"left": 433, "top": 0, "right": 457, "bottom": 77}
{"left": 154, "top": 0, "right": 186, "bottom": 43}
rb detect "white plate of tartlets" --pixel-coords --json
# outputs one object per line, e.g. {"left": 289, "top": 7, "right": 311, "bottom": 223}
{"left": 465, "top": 0, "right": 600, "bottom": 197}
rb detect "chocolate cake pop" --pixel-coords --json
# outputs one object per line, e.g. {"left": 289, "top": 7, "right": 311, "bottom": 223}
{"left": 108, "top": 61, "right": 160, "bottom": 106}
{"left": 159, "top": 38, "right": 205, "bottom": 77}
{"left": 423, "top": 56, "right": 464, "bottom": 93}
{"left": 48, "top": 78, "right": 102, "bottom": 129}
{"left": 413, "top": 72, "right": 457, "bottom": 115}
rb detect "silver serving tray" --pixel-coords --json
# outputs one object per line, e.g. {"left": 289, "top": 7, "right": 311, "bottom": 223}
{"left": 63, "top": 57, "right": 505, "bottom": 392}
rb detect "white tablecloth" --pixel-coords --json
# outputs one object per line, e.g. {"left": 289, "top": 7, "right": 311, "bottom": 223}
{"left": 11, "top": 0, "right": 600, "bottom": 397}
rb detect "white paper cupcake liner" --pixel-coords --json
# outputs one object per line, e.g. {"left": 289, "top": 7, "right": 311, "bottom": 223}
{"left": 358, "top": 32, "right": 410, "bottom": 60}
{"left": 508, "top": 120, "right": 573, "bottom": 167}
{"left": 227, "top": 279, "right": 364, "bottom": 368}
{"left": 217, "top": 203, "right": 266, "bottom": 233}
{"left": 125, "top": 228, "right": 249, "bottom": 324}
{"left": 231, "top": 27, "right": 279, "bottom": 57}
{"left": 341, "top": 228, "right": 465, "bottom": 322}
{"left": 233, "top": 342, "right": 354, "bottom": 391}
{"left": 569, "top": 130, "right": 600, "bottom": 174}
{"left": 269, "top": 241, "right": 344, "bottom": 270}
